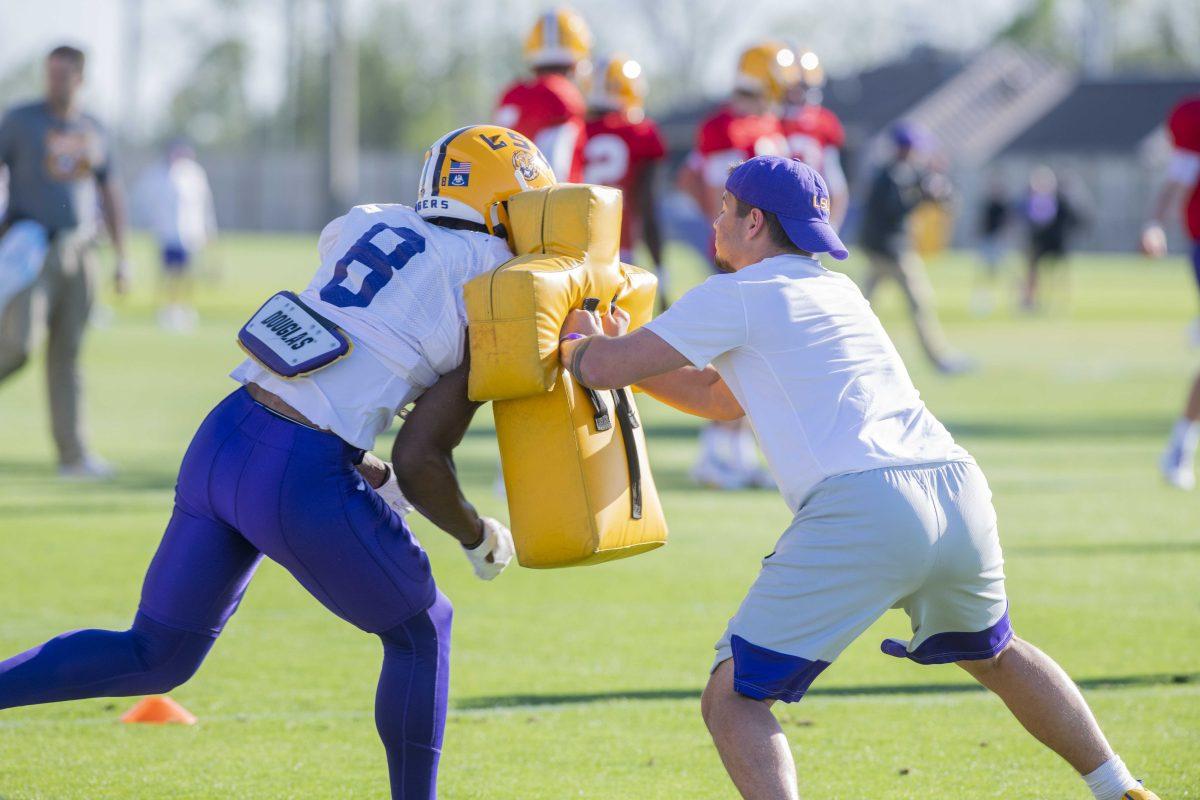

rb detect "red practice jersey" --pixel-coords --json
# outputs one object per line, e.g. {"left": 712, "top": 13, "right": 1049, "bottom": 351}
{"left": 782, "top": 104, "right": 845, "bottom": 177}
{"left": 583, "top": 111, "right": 667, "bottom": 255}
{"left": 690, "top": 104, "right": 788, "bottom": 188}
{"left": 494, "top": 74, "right": 587, "bottom": 183}
{"left": 1167, "top": 95, "right": 1200, "bottom": 241}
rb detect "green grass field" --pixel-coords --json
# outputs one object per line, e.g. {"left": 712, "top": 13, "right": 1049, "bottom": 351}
{"left": 0, "top": 236, "right": 1197, "bottom": 799}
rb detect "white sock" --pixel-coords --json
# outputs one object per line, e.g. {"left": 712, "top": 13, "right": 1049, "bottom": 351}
{"left": 1172, "top": 418, "right": 1199, "bottom": 453}
{"left": 1082, "top": 755, "right": 1138, "bottom": 800}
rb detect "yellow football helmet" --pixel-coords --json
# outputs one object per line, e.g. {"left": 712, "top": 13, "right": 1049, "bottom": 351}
{"left": 415, "top": 125, "right": 557, "bottom": 246}
{"left": 524, "top": 7, "right": 592, "bottom": 68}
{"left": 585, "top": 53, "right": 646, "bottom": 114}
{"left": 734, "top": 41, "right": 800, "bottom": 102}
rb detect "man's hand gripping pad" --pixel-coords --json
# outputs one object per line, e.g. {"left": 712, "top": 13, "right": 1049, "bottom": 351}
{"left": 464, "top": 185, "right": 667, "bottom": 568}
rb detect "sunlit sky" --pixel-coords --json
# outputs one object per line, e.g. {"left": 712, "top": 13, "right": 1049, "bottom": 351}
{"left": 3, "top": 0, "right": 1196, "bottom": 135}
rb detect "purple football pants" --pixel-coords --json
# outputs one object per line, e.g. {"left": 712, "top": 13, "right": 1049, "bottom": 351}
{"left": 0, "top": 388, "right": 451, "bottom": 799}
{"left": 1192, "top": 241, "right": 1200, "bottom": 300}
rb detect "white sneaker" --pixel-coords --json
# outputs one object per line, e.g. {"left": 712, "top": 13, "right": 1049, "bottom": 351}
{"left": 1160, "top": 440, "right": 1196, "bottom": 490}
{"left": 58, "top": 454, "right": 116, "bottom": 481}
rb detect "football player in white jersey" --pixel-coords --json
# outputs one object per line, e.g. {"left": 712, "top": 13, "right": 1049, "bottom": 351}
{"left": 0, "top": 125, "right": 554, "bottom": 800}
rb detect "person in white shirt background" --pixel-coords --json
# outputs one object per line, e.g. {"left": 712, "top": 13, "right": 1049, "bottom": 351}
{"left": 557, "top": 156, "right": 1159, "bottom": 800}
{"left": 134, "top": 139, "right": 218, "bottom": 332}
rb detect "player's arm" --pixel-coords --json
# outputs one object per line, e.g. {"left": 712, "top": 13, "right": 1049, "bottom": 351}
{"left": 559, "top": 308, "right": 742, "bottom": 420}
{"left": 676, "top": 158, "right": 703, "bottom": 205}
{"left": 1143, "top": 149, "right": 1200, "bottom": 256}
{"left": 636, "top": 365, "right": 744, "bottom": 421}
{"left": 390, "top": 351, "right": 486, "bottom": 549}
{"left": 823, "top": 146, "right": 849, "bottom": 230}
{"left": 535, "top": 121, "right": 581, "bottom": 182}
{"left": 98, "top": 180, "right": 131, "bottom": 293}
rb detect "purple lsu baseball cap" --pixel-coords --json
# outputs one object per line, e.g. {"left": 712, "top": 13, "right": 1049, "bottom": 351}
{"left": 725, "top": 156, "right": 848, "bottom": 260}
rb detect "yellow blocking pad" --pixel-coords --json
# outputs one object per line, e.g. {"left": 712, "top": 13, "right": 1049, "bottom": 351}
{"left": 464, "top": 185, "right": 668, "bottom": 568}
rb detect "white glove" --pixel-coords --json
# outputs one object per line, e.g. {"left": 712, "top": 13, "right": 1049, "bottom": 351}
{"left": 374, "top": 465, "right": 414, "bottom": 518}
{"left": 463, "top": 517, "right": 515, "bottom": 580}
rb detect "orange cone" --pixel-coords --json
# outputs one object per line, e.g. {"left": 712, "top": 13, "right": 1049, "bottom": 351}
{"left": 120, "top": 695, "right": 197, "bottom": 725}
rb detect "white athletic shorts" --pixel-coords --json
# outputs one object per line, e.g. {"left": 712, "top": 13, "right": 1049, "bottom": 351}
{"left": 714, "top": 459, "right": 1011, "bottom": 703}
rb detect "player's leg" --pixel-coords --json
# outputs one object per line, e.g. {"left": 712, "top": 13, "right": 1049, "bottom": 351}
{"left": 230, "top": 409, "right": 445, "bottom": 799}
{"left": 1022, "top": 246, "right": 1041, "bottom": 310}
{"left": 702, "top": 468, "right": 931, "bottom": 798}
{"left": 1160, "top": 371, "right": 1200, "bottom": 489}
{"left": 0, "top": 509, "right": 260, "bottom": 707}
{"left": 376, "top": 591, "right": 453, "bottom": 799}
{"left": 893, "top": 460, "right": 1152, "bottom": 800}
{"left": 45, "top": 241, "right": 97, "bottom": 469}
{"left": 701, "top": 661, "right": 796, "bottom": 800}
{"left": 860, "top": 249, "right": 892, "bottom": 301}
{"left": 957, "top": 640, "right": 1120, "bottom": 772}
{"left": 0, "top": 391, "right": 265, "bottom": 706}
{"left": 893, "top": 251, "right": 962, "bottom": 372}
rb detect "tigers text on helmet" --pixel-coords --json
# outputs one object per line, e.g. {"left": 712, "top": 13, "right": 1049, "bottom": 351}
{"left": 415, "top": 125, "right": 557, "bottom": 247}
{"left": 585, "top": 53, "right": 647, "bottom": 118}
{"left": 734, "top": 41, "right": 800, "bottom": 103}
{"left": 524, "top": 7, "right": 592, "bottom": 69}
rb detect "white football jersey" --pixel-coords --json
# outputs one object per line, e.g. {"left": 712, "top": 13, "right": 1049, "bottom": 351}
{"left": 231, "top": 203, "right": 512, "bottom": 449}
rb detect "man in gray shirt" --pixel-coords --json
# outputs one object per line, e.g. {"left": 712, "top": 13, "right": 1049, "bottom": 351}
{"left": 0, "top": 45, "right": 130, "bottom": 478}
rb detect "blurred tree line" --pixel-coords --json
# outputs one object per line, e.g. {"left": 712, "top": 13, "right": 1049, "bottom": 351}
{"left": 0, "top": 0, "right": 1196, "bottom": 151}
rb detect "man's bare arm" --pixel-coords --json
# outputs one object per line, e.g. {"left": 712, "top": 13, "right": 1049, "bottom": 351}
{"left": 98, "top": 179, "right": 130, "bottom": 292}
{"left": 637, "top": 365, "right": 744, "bottom": 421}
{"left": 562, "top": 326, "right": 692, "bottom": 390}
{"left": 356, "top": 451, "right": 391, "bottom": 488}
{"left": 391, "top": 353, "right": 485, "bottom": 548}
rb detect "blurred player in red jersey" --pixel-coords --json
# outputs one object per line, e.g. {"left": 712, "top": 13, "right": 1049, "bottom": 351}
{"left": 678, "top": 42, "right": 795, "bottom": 490}
{"left": 494, "top": 8, "right": 591, "bottom": 183}
{"left": 1142, "top": 93, "right": 1200, "bottom": 489}
{"left": 678, "top": 41, "right": 792, "bottom": 229}
{"left": 781, "top": 48, "right": 849, "bottom": 231}
{"left": 583, "top": 54, "right": 669, "bottom": 306}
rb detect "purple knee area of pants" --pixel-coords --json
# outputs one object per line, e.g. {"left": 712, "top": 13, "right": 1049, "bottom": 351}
{"left": 890, "top": 610, "right": 1014, "bottom": 665}
{"left": 729, "top": 635, "right": 830, "bottom": 703}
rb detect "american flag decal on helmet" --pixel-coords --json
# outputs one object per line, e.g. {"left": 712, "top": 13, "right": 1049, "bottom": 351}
{"left": 447, "top": 160, "right": 471, "bottom": 187}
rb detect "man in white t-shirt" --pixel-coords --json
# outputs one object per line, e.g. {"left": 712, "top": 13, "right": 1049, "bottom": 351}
{"left": 557, "top": 156, "right": 1157, "bottom": 800}
{"left": 134, "top": 139, "right": 218, "bottom": 331}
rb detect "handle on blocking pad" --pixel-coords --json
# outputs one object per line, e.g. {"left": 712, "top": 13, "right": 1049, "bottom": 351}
{"left": 575, "top": 297, "right": 611, "bottom": 432}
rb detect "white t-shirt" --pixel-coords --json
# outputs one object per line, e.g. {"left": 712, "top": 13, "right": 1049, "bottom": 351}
{"left": 136, "top": 157, "right": 217, "bottom": 252}
{"left": 231, "top": 203, "right": 513, "bottom": 449}
{"left": 644, "top": 254, "right": 968, "bottom": 513}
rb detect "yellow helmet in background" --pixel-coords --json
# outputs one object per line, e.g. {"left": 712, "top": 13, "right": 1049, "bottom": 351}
{"left": 585, "top": 53, "right": 647, "bottom": 115}
{"left": 415, "top": 125, "right": 557, "bottom": 245}
{"left": 734, "top": 41, "right": 800, "bottom": 103}
{"left": 523, "top": 7, "right": 592, "bottom": 68}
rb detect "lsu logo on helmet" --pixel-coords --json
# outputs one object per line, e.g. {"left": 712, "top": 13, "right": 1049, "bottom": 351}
{"left": 524, "top": 7, "right": 591, "bottom": 68}
{"left": 415, "top": 125, "right": 557, "bottom": 246}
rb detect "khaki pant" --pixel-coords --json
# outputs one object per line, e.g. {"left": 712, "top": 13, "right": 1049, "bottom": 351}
{"left": 0, "top": 235, "right": 96, "bottom": 465}
{"left": 861, "top": 248, "right": 953, "bottom": 369}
